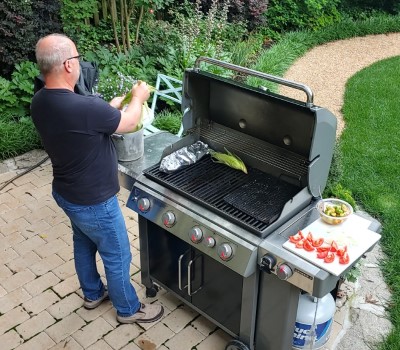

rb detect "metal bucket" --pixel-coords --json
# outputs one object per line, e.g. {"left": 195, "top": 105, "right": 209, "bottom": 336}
{"left": 112, "top": 128, "right": 144, "bottom": 162}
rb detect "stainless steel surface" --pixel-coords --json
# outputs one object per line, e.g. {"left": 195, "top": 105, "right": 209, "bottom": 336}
{"left": 118, "top": 131, "right": 179, "bottom": 190}
{"left": 194, "top": 56, "right": 314, "bottom": 107}
{"left": 128, "top": 180, "right": 259, "bottom": 277}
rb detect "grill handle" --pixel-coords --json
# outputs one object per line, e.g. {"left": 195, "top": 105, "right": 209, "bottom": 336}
{"left": 187, "top": 255, "right": 203, "bottom": 296}
{"left": 178, "top": 250, "right": 191, "bottom": 291}
{"left": 194, "top": 56, "right": 314, "bottom": 107}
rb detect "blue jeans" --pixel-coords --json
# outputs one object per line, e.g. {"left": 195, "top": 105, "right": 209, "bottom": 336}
{"left": 52, "top": 190, "right": 140, "bottom": 317}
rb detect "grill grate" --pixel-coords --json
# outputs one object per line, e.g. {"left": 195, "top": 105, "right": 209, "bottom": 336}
{"left": 224, "top": 174, "right": 299, "bottom": 224}
{"left": 144, "top": 156, "right": 300, "bottom": 235}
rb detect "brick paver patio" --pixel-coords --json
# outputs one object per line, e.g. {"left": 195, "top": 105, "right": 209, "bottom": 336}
{"left": 0, "top": 150, "right": 355, "bottom": 350}
{"left": 0, "top": 158, "right": 232, "bottom": 350}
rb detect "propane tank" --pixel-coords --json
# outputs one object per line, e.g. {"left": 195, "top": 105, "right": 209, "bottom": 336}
{"left": 292, "top": 292, "right": 336, "bottom": 349}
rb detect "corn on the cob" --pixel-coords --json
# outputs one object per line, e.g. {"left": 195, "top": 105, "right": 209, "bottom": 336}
{"left": 209, "top": 148, "right": 248, "bottom": 174}
{"left": 121, "top": 82, "right": 157, "bottom": 132}
{"left": 121, "top": 83, "right": 157, "bottom": 107}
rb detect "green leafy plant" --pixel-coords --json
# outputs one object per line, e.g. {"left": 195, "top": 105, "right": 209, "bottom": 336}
{"left": 95, "top": 72, "right": 138, "bottom": 102}
{"left": 61, "top": 0, "right": 98, "bottom": 36}
{"left": 0, "top": 61, "right": 39, "bottom": 119}
{"left": 265, "top": 0, "right": 342, "bottom": 36}
{"left": 342, "top": 262, "right": 362, "bottom": 283}
{"left": 152, "top": 110, "right": 182, "bottom": 134}
{"left": 170, "top": 0, "right": 239, "bottom": 72}
{"left": 11, "top": 61, "right": 40, "bottom": 104}
{"left": 0, "top": 77, "right": 18, "bottom": 116}
{"left": 0, "top": 118, "right": 41, "bottom": 161}
{"left": 324, "top": 183, "right": 356, "bottom": 209}
{"left": 86, "top": 45, "right": 157, "bottom": 85}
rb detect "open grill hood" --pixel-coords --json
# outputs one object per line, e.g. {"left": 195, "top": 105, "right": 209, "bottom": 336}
{"left": 148, "top": 57, "right": 337, "bottom": 237}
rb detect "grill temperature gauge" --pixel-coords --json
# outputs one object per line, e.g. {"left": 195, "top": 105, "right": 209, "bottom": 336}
{"left": 218, "top": 243, "right": 233, "bottom": 261}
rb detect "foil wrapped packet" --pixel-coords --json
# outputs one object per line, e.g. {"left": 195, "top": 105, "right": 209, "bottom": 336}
{"left": 159, "top": 141, "right": 209, "bottom": 173}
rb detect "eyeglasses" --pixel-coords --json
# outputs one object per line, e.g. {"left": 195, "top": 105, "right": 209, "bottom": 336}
{"left": 63, "top": 55, "right": 82, "bottom": 65}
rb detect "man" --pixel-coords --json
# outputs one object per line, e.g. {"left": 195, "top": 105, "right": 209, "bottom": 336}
{"left": 31, "top": 33, "right": 163, "bottom": 324}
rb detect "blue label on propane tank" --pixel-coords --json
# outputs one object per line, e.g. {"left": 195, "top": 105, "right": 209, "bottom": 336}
{"left": 293, "top": 319, "right": 332, "bottom": 348}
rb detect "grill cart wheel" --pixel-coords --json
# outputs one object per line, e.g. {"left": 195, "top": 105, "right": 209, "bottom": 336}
{"left": 145, "top": 284, "right": 159, "bottom": 298}
{"left": 225, "top": 339, "right": 250, "bottom": 350}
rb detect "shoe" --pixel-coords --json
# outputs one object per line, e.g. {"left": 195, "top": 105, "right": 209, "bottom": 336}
{"left": 83, "top": 289, "right": 109, "bottom": 309}
{"left": 117, "top": 303, "right": 164, "bottom": 324}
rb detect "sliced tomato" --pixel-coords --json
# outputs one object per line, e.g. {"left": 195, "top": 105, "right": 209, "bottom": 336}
{"left": 289, "top": 231, "right": 304, "bottom": 243}
{"left": 324, "top": 252, "right": 335, "bottom": 263}
{"left": 316, "top": 246, "right": 330, "bottom": 253}
{"left": 339, "top": 252, "right": 350, "bottom": 264}
{"left": 303, "top": 239, "right": 315, "bottom": 252}
{"left": 330, "top": 241, "right": 338, "bottom": 252}
{"left": 306, "top": 232, "right": 313, "bottom": 242}
{"left": 317, "top": 250, "right": 329, "bottom": 259}
{"left": 295, "top": 239, "right": 304, "bottom": 249}
{"left": 336, "top": 246, "right": 348, "bottom": 257}
{"left": 312, "top": 238, "right": 324, "bottom": 247}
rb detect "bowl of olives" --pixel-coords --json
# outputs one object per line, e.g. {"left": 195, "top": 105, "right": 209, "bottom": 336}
{"left": 317, "top": 198, "right": 353, "bottom": 225}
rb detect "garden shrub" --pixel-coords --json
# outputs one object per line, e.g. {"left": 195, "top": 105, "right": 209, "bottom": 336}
{"left": 339, "top": 0, "right": 400, "bottom": 17}
{"left": 180, "top": 0, "right": 268, "bottom": 30}
{"left": 264, "top": 0, "right": 342, "bottom": 39}
{"left": 0, "top": 0, "right": 61, "bottom": 79}
{"left": 0, "top": 61, "right": 39, "bottom": 119}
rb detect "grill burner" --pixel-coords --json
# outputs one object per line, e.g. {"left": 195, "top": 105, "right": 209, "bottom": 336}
{"left": 143, "top": 155, "right": 300, "bottom": 235}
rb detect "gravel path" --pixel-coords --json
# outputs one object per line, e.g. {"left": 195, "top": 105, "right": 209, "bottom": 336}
{"left": 279, "top": 32, "right": 400, "bottom": 137}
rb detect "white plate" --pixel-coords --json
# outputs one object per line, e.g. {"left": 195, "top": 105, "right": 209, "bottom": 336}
{"left": 283, "top": 214, "right": 381, "bottom": 276}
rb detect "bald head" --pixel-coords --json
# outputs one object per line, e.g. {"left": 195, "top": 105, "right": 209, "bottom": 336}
{"left": 36, "top": 34, "right": 76, "bottom": 76}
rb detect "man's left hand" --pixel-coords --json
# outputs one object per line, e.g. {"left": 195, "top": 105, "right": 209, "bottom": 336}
{"left": 109, "top": 96, "right": 125, "bottom": 110}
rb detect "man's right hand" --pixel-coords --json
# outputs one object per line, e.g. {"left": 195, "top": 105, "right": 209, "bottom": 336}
{"left": 131, "top": 81, "right": 150, "bottom": 104}
{"left": 114, "top": 80, "right": 151, "bottom": 134}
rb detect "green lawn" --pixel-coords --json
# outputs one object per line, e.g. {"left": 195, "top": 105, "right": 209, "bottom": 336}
{"left": 340, "top": 55, "right": 400, "bottom": 349}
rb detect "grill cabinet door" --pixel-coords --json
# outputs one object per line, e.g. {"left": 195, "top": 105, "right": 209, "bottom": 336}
{"left": 147, "top": 222, "right": 192, "bottom": 301}
{"left": 145, "top": 220, "right": 243, "bottom": 335}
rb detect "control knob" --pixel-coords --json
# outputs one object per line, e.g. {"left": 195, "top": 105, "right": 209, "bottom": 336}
{"left": 203, "top": 236, "right": 216, "bottom": 248}
{"left": 218, "top": 243, "right": 233, "bottom": 261}
{"left": 137, "top": 198, "right": 150, "bottom": 212}
{"left": 260, "top": 254, "right": 277, "bottom": 274}
{"left": 189, "top": 227, "right": 203, "bottom": 243}
{"left": 276, "top": 263, "right": 293, "bottom": 280}
{"left": 162, "top": 211, "right": 176, "bottom": 228}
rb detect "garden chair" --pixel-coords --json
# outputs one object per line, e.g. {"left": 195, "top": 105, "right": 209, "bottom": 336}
{"left": 144, "top": 73, "right": 183, "bottom": 137}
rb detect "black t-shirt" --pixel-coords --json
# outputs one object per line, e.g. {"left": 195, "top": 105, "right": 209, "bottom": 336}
{"left": 31, "top": 88, "right": 121, "bottom": 205}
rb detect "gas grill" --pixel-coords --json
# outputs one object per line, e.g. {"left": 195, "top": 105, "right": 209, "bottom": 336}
{"left": 125, "top": 57, "right": 380, "bottom": 350}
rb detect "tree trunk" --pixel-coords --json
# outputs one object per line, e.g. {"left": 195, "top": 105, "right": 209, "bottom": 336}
{"left": 109, "top": 0, "right": 121, "bottom": 52}
{"left": 120, "top": 0, "right": 127, "bottom": 54}
{"left": 135, "top": 5, "right": 144, "bottom": 44}
{"left": 101, "top": 0, "right": 108, "bottom": 20}
{"left": 125, "top": 1, "right": 133, "bottom": 51}
{"left": 93, "top": 2, "right": 100, "bottom": 26}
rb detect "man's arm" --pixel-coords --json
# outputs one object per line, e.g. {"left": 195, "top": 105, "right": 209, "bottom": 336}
{"left": 114, "top": 82, "right": 150, "bottom": 134}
